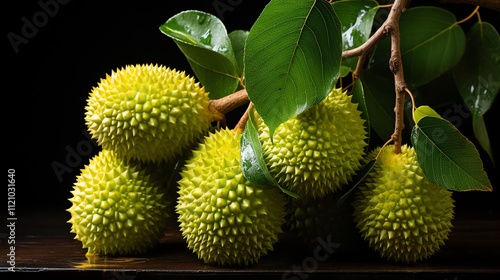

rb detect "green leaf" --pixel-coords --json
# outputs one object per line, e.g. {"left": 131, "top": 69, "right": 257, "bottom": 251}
{"left": 369, "top": 6, "right": 466, "bottom": 87}
{"left": 244, "top": 0, "right": 342, "bottom": 137}
{"left": 360, "top": 71, "right": 395, "bottom": 141}
{"left": 401, "top": 7, "right": 466, "bottom": 86}
{"left": 339, "top": 65, "right": 351, "bottom": 78}
{"left": 414, "top": 105, "right": 442, "bottom": 123}
{"left": 159, "top": 10, "right": 239, "bottom": 99}
{"left": 229, "top": 30, "right": 249, "bottom": 79}
{"left": 351, "top": 78, "right": 370, "bottom": 151}
{"left": 240, "top": 107, "right": 299, "bottom": 199}
{"left": 453, "top": 22, "right": 500, "bottom": 116}
{"left": 472, "top": 116, "right": 494, "bottom": 167}
{"left": 332, "top": 0, "right": 379, "bottom": 72}
{"left": 452, "top": 22, "right": 500, "bottom": 164}
{"left": 411, "top": 117, "right": 492, "bottom": 191}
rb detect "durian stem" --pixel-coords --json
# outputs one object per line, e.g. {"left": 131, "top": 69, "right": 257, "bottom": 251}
{"left": 234, "top": 103, "right": 253, "bottom": 133}
{"left": 352, "top": 51, "right": 368, "bottom": 81}
{"left": 343, "top": 0, "right": 409, "bottom": 154}
{"left": 387, "top": 0, "right": 408, "bottom": 154}
{"left": 209, "top": 89, "right": 250, "bottom": 115}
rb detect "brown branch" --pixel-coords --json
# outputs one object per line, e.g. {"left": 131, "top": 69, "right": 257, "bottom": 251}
{"left": 440, "top": 0, "right": 500, "bottom": 11}
{"left": 352, "top": 51, "right": 368, "bottom": 80}
{"left": 234, "top": 102, "right": 253, "bottom": 133}
{"left": 387, "top": 0, "right": 409, "bottom": 154}
{"left": 342, "top": 0, "right": 409, "bottom": 153}
{"left": 210, "top": 89, "right": 249, "bottom": 114}
{"left": 342, "top": 24, "right": 390, "bottom": 60}
{"left": 208, "top": 88, "right": 250, "bottom": 125}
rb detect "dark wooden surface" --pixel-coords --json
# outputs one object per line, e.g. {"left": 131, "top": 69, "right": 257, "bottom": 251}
{"left": 1, "top": 207, "right": 499, "bottom": 279}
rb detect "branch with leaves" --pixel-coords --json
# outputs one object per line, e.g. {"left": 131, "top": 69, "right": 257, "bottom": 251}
{"left": 160, "top": 0, "right": 497, "bottom": 192}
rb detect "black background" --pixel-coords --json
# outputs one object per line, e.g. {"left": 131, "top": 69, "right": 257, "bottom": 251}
{"left": 4, "top": 1, "right": 499, "bottom": 218}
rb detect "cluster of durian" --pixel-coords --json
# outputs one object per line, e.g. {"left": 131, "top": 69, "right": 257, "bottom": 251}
{"left": 67, "top": 63, "right": 287, "bottom": 265}
{"left": 67, "top": 64, "right": 214, "bottom": 256}
{"left": 277, "top": 88, "right": 455, "bottom": 263}
{"left": 266, "top": 88, "right": 455, "bottom": 264}
{"left": 67, "top": 63, "right": 455, "bottom": 266}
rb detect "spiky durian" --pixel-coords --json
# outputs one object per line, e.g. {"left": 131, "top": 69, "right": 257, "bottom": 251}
{"left": 129, "top": 157, "right": 185, "bottom": 225}
{"left": 258, "top": 87, "right": 368, "bottom": 199}
{"left": 84, "top": 64, "right": 215, "bottom": 164}
{"left": 67, "top": 149, "right": 170, "bottom": 256}
{"left": 352, "top": 144, "right": 455, "bottom": 263}
{"left": 176, "top": 128, "right": 286, "bottom": 266}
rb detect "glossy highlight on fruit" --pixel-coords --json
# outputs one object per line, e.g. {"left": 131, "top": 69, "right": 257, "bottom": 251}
{"left": 67, "top": 149, "right": 170, "bottom": 256}
{"left": 352, "top": 144, "right": 455, "bottom": 263}
{"left": 176, "top": 128, "right": 286, "bottom": 266}
{"left": 85, "top": 64, "right": 214, "bottom": 164}
{"left": 258, "top": 87, "right": 368, "bottom": 199}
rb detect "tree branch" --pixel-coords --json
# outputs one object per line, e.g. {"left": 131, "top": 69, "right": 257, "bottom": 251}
{"left": 440, "top": 0, "right": 500, "bottom": 11}
{"left": 210, "top": 89, "right": 249, "bottom": 114}
{"left": 234, "top": 103, "right": 253, "bottom": 133}
{"left": 387, "top": 0, "right": 409, "bottom": 154}
{"left": 342, "top": 23, "right": 390, "bottom": 60}
{"left": 342, "top": 0, "right": 409, "bottom": 154}
{"left": 208, "top": 89, "right": 250, "bottom": 125}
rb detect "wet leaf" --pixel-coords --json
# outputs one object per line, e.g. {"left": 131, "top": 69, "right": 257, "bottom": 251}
{"left": 332, "top": 0, "right": 379, "bottom": 72}
{"left": 160, "top": 10, "right": 239, "bottom": 99}
{"left": 452, "top": 22, "right": 500, "bottom": 164}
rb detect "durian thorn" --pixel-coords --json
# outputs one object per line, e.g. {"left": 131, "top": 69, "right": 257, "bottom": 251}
{"left": 210, "top": 89, "right": 249, "bottom": 115}
{"left": 234, "top": 103, "right": 253, "bottom": 133}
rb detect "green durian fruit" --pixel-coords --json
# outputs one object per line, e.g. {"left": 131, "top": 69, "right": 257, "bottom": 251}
{"left": 67, "top": 149, "right": 170, "bottom": 256}
{"left": 130, "top": 157, "right": 185, "bottom": 226}
{"left": 352, "top": 144, "right": 455, "bottom": 263}
{"left": 258, "top": 87, "right": 368, "bottom": 199}
{"left": 85, "top": 64, "right": 215, "bottom": 164}
{"left": 176, "top": 128, "right": 286, "bottom": 266}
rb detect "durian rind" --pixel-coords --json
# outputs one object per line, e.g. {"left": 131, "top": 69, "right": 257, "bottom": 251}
{"left": 67, "top": 149, "right": 170, "bottom": 256}
{"left": 85, "top": 64, "right": 213, "bottom": 164}
{"left": 258, "top": 87, "right": 368, "bottom": 199}
{"left": 352, "top": 144, "right": 455, "bottom": 263}
{"left": 176, "top": 128, "right": 286, "bottom": 266}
